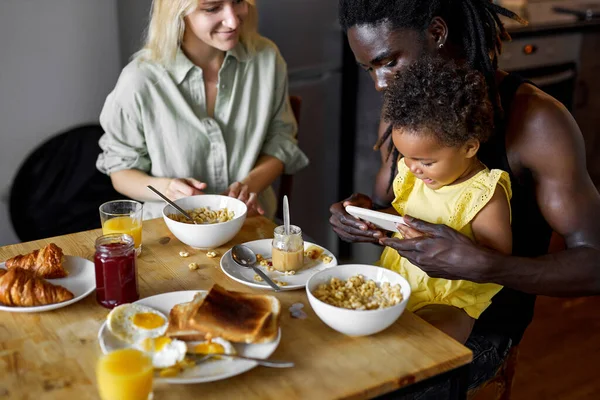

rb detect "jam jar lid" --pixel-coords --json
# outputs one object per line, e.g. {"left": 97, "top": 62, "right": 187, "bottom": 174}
{"left": 95, "top": 233, "right": 135, "bottom": 255}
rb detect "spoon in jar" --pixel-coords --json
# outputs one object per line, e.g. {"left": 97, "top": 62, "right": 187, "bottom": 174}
{"left": 146, "top": 185, "right": 198, "bottom": 224}
{"left": 283, "top": 195, "right": 290, "bottom": 235}
{"left": 232, "top": 244, "right": 281, "bottom": 292}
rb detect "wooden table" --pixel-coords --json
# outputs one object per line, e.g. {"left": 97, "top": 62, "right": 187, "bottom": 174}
{"left": 0, "top": 217, "right": 472, "bottom": 400}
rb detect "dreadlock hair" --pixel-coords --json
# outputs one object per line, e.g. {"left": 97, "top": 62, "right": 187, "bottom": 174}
{"left": 339, "top": 0, "right": 526, "bottom": 190}
{"left": 383, "top": 56, "right": 494, "bottom": 149}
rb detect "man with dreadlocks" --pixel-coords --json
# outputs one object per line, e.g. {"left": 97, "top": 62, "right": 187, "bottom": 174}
{"left": 329, "top": 0, "right": 600, "bottom": 396}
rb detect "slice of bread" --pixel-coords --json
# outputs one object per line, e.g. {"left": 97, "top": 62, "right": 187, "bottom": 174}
{"left": 165, "top": 293, "right": 208, "bottom": 341}
{"left": 190, "top": 284, "right": 280, "bottom": 344}
{"left": 165, "top": 286, "right": 281, "bottom": 344}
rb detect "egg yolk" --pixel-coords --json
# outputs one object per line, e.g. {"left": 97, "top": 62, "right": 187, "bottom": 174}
{"left": 140, "top": 337, "right": 172, "bottom": 352}
{"left": 193, "top": 342, "right": 225, "bottom": 354}
{"left": 132, "top": 312, "right": 165, "bottom": 329}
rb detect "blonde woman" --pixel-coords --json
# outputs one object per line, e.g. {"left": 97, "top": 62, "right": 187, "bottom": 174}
{"left": 97, "top": 0, "right": 308, "bottom": 219}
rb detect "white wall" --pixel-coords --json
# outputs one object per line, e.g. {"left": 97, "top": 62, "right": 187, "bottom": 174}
{"left": 0, "top": 0, "right": 122, "bottom": 246}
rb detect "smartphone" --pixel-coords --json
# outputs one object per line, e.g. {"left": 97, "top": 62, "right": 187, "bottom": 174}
{"left": 345, "top": 206, "right": 407, "bottom": 233}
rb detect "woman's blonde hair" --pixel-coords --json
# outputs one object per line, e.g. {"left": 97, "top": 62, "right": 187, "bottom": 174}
{"left": 142, "top": 0, "right": 258, "bottom": 65}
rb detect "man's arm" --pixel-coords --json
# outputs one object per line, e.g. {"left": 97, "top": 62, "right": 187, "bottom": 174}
{"left": 484, "top": 88, "right": 600, "bottom": 295}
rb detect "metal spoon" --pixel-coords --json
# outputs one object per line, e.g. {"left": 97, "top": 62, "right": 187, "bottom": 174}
{"left": 187, "top": 352, "right": 294, "bottom": 368}
{"left": 283, "top": 195, "right": 290, "bottom": 235}
{"left": 146, "top": 185, "right": 198, "bottom": 224}
{"left": 231, "top": 244, "right": 281, "bottom": 291}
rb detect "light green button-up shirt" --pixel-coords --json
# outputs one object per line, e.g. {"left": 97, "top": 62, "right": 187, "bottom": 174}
{"left": 97, "top": 36, "right": 309, "bottom": 219}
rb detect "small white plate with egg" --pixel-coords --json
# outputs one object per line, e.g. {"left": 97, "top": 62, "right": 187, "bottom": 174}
{"left": 97, "top": 290, "right": 281, "bottom": 384}
{"left": 0, "top": 256, "right": 96, "bottom": 313}
{"left": 220, "top": 239, "right": 338, "bottom": 291}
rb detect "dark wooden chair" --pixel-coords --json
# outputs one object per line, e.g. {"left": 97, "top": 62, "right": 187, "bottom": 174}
{"left": 276, "top": 95, "right": 302, "bottom": 220}
{"left": 468, "top": 231, "right": 565, "bottom": 400}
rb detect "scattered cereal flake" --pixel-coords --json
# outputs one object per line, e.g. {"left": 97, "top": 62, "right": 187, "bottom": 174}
{"left": 321, "top": 256, "right": 333, "bottom": 264}
{"left": 256, "top": 254, "right": 264, "bottom": 261}
{"left": 259, "top": 260, "right": 269, "bottom": 267}
{"left": 188, "top": 262, "right": 199, "bottom": 271}
{"left": 179, "top": 251, "right": 190, "bottom": 258}
{"left": 206, "top": 251, "right": 218, "bottom": 258}
{"left": 253, "top": 274, "right": 264, "bottom": 282}
{"left": 274, "top": 280, "right": 288, "bottom": 287}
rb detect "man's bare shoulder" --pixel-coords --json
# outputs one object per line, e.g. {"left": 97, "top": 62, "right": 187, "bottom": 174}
{"left": 506, "top": 83, "right": 585, "bottom": 169}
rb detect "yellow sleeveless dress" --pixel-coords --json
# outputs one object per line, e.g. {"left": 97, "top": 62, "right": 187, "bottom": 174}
{"left": 378, "top": 158, "right": 512, "bottom": 319}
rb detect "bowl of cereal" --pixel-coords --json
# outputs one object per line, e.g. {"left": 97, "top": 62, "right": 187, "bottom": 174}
{"left": 162, "top": 195, "right": 247, "bottom": 249}
{"left": 306, "top": 264, "right": 411, "bottom": 336}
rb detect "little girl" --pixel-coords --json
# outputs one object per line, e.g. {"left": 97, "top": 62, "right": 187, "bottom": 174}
{"left": 378, "top": 57, "right": 512, "bottom": 343}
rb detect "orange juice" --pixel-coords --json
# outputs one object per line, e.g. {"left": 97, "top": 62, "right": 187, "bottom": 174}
{"left": 96, "top": 349, "right": 153, "bottom": 400}
{"left": 103, "top": 216, "right": 142, "bottom": 248}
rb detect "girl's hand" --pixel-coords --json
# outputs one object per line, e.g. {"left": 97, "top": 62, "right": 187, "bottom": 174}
{"left": 396, "top": 222, "right": 428, "bottom": 239}
{"left": 224, "top": 182, "right": 265, "bottom": 217}
{"left": 378, "top": 215, "right": 490, "bottom": 282}
{"left": 166, "top": 178, "right": 207, "bottom": 200}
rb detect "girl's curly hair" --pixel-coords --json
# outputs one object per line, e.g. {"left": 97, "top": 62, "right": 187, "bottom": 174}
{"left": 383, "top": 56, "right": 494, "bottom": 147}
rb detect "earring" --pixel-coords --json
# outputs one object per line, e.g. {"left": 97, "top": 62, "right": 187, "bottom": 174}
{"left": 438, "top": 43, "right": 444, "bottom": 49}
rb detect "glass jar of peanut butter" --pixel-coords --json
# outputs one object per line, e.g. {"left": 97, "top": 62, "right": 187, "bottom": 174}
{"left": 272, "top": 225, "right": 304, "bottom": 272}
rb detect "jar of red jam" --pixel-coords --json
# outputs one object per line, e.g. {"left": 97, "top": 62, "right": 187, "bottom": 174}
{"left": 94, "top": 233, "right": 139, "bottom": 309}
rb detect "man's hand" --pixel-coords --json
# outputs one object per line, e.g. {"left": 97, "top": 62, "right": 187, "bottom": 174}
{"left": 379, "top": 215, "right": 494, "bottom": 282}
{"left": 329, "top": 193, "right": 385, "bottom": 244}
{"left": 224, "top": 182, "right": 264, "bottom": 217}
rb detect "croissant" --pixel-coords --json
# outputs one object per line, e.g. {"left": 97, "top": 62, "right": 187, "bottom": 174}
{"left": 5, "top": 243, "right": 68, "bottom": 279}
{"left": 0, "top": 268, "right": 74, "bottom": 307}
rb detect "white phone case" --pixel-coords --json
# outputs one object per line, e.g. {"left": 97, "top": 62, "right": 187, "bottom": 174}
{"left": 345, "top": 206, "right": 407, "bottom": 233}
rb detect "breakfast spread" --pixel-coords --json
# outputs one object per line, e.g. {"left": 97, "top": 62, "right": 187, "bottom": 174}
{"left": 168, "top": 207, "right": 235, "bottom": 224}
{"left": 271, "top": 225, "right": 304, "bottom": 272}
{"left": 0, "top": 267, "right": 74, "bottom": 306}
{"left": 312, "top": 274, "right": 403, "bottom": 310}
{"left": 272, "top": 247, "right": 304, "bottom": 272}
{"left": 4, "top": 243, "right": 68, "bottom": 279}
{"left": 104, "top": 285, "right": 280, "bottom": 377}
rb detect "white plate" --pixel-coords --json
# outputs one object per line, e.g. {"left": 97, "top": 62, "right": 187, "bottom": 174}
{"left": 220, "top": 239, "right": 338, "bottom": 291}
{"left": 97, "top": 290, "right": 281, "bottom": 384}
{"left": 0, "top": 255, "right": 96, "bottom": 313}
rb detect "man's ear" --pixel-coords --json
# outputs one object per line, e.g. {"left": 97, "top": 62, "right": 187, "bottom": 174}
{"left": 427, "top": 16, "right": 449, "bottom": 49}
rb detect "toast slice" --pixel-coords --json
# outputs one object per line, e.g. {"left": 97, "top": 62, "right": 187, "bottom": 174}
{"left": 189, "top": 284, "right": 280, "bottom": 344}
{"left": 165, "top": 293, "right": 208, "bottom": 341}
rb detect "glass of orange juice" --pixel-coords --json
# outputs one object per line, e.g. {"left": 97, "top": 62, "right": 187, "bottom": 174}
{"left": 96, "top": 348, "right": 153, "bottom": 400}
{"left": 100, "top": 200, "right": 143, "bottom": 255}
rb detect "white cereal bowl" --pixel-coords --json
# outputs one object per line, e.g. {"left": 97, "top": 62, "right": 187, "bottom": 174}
{"left": 162, "top": 195, "right": 247, "bottom": 249}
{"left": 306, "top": 264, "right": 411, "bottom": 337}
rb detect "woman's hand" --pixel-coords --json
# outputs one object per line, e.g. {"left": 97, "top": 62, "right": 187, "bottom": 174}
{"left": 329, "top": 193, "right": 386, "bottom": 244}
{"left": 224, "top": 182, "right": 265, "bottom": 217}
{"left": 379, "top": 215, "right": 493, "bottom": 282}
{"left": 166, "top": 178, "right": 207, "bottom": 200}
